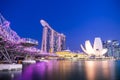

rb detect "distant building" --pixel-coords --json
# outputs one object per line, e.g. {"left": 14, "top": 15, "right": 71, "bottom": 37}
{"left": 103, "top": 40, "right": 120, "bottom": 58}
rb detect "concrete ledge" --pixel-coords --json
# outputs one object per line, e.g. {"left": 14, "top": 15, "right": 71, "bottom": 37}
{"left": 36, "top": 59, "right": 49, "bottom": 62}
{"left": 0, "top": 64, "right": 22, "bottom": 71}
{"left": 22, "top": 60, "right": 36, "bottom": 64}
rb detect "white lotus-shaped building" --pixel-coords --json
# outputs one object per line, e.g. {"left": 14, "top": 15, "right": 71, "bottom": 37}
{"left": 81, "top": 37, "right": 107, "bottom": 57}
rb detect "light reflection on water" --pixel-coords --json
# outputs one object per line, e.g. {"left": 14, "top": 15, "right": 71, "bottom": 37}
{"left": 84, "top": 61, "right": 115, "bottom": 80}
{"left": 0, "top": 60, "right": 120, "bottom": 80}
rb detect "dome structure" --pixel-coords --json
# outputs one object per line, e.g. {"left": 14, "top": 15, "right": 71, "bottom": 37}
{"left": 80, "top": 37, "right": 107, "bottom": 57}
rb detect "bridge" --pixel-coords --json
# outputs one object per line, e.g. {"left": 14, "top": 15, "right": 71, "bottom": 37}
{"left": 0, "top": 13, "right": 66, "bottom": 63}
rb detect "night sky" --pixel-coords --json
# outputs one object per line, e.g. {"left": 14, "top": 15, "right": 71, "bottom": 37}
{"left": 0, "top": 0, "right": 120, "bottom": 51}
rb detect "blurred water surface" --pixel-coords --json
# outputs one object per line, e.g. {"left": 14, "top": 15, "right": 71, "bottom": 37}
{"left": 0, "top": 60, "right": 120, "bottom": 80}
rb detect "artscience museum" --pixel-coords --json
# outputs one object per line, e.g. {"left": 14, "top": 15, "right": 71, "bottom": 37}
{"left": 81, "top": 37, "right": 108, "bottom": 58}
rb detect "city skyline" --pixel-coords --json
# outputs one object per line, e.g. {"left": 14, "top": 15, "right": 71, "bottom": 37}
{"left": 0, "top": 0, "right": 120, "bottom": 51}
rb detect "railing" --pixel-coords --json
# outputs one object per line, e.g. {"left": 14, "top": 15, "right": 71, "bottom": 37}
{"left": 20, "top": 38, "right": 38, "bottom": 45}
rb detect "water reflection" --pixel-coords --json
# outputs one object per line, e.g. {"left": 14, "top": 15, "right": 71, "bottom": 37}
{"left": 17, "top": 61, "right": 84, "bottom": 80}
{"left": 84, "top": 60, "right": 115, "bottom": 80}
{"left": 0, "top": 60, "right": 119, "bottom": 80}
{"left": 18, "top": 60, "right": 116, "bottom": 80}
{"left": 85, "top": 61, "right": 96, "bottom": 80}
{"left": 0, "top": 70, "right": 21, "bottom": 80}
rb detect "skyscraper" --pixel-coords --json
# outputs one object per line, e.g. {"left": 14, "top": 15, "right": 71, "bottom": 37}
{"left": 103, "top": 40, "right": 120, "bottom": 58}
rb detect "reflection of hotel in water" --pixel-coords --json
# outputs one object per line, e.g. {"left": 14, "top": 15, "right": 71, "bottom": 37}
{"left": 18, "top": 61, "right": 117, "bottom": 80}
{"left": 84, "top": 61, "right": 115, "bottom": 80}
{"left": 57, "top": 61, "right": 73, "bottom": 80}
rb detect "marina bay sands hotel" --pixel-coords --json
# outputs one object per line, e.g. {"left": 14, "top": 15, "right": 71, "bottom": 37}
{"left": 40, "top": 20, "right": 66, "bottom": 53}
